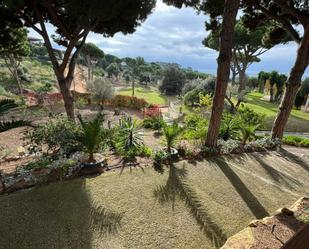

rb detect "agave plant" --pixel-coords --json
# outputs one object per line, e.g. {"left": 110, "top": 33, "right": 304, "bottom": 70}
{"left": 239, "top": 123, "right": 261, "bottom": 145}
{"left": 77, "top": 113, "right": 106, "bottom": 162}
{"left": 117, "top": 116, "right": 144, "bottom": 150}
{"left": 0, "top": 99, "right": 30, "bottom": 133}
{"left": 219, "top": 114, "right": 240, "bottom": 141}
{"left": 163, "top": 122, "right": 184, "bottom": 154}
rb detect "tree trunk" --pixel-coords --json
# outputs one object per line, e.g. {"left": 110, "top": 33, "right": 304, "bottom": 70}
{"left": 237, "top": 69, "right": 246, "bottom": 94}
{"left": 6, "top": 55, "right": 23, "bottom": 96}
{"left": 205, "top": 0, "right": 240, "bottom": 147}
{"left": 86, "top": 55, "right": 91, "bottom": 81}
{"left": 59, "top": 78, "right": 75, "bottom": 120}
{"left": 271, "top": 25, "right": 309, "bottom": 139}
{"left": 269, "top": 84, "right": 274, "bottom": 102}
{"left": 132, "top": 77, "right": 135, "bottom": 96}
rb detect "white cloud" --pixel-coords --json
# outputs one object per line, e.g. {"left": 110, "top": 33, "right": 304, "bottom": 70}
{"left": 28, "top": 1, "right": 308, "bottom": 77}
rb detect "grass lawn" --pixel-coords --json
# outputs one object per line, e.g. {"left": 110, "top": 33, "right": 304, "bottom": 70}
{"left": 117, "top": 87, "right": 167, "bottom": 105}
{"left": 1, "top": 149, "right": 309, "bottom": 249}
{"left": 240, "top": 92, "right": 309, "bottom": 132}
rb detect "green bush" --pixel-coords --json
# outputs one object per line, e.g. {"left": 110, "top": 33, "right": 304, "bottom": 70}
{"left": 238, "top": 106, "right": 265, "bottom": 127}
{"left": 142, "top": 116, "right": 165, "bottom": 131}
{"left": 182, "top": 113, "right": 208, "bottom": 140}
{"left": 24, "top": 115, "right": 82, "bottom": 156}
{"left": 0, "top": 85, "right": 7, "bottom": 96}
{"left": 115, "top": 116, "right": 145, "bottom": 161}
{"left": 283, "top": 136, "right": 309, "bottom": 148}
{"left": 77, "top": 113, "right": 108, "bottom": 162}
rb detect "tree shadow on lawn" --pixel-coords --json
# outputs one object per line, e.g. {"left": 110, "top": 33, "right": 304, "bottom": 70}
{"left": 248, "top": 153, "right": 302, "bottom": 190}
{"left": 0, "top": 179, "right": 123, "bottom": 249}
{"left": 207, "top": 157, "right": 269, "bottom": 220}
{"left": 278, "top": 148, "right": 309, "bottom": 173}
{"left": 153, "top": 163, "right": 227, "bottom": 249}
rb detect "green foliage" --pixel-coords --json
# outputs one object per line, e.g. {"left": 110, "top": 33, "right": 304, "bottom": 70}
{"left": 295, "top": 78, "right": 309, "bottom": 108}
{"left": 87, "top": 78, "right": 115, "bottom": 106}
{"left": 282, "top": 136, "right": 309, "bottom": 148}
{"left": 163, "top": 122, "right": 184, "bottom": 153}
{"left": 182, "top": 113, "right": 208, "bottom": 141}
{"left": 160, "top": 66, "right": 186, "bottom": 96}
{"left": 106, "top": 63, "right": 120, "bottom": 78}
{"left": 111, "top": 95, "right": 148, "bottom": 110}
{"left": 219, "top": 107, "right": 265, "bottom": 143}
{"left": 183, "top": 77, "right": 216, "bottom": 106}
{"left": 115, "top": 116, "right": 144, "bottom": 161}
{"left": 0, "top": 85, "right": 8, "bottom": 96}
{"left": 24, "top": 116, "right": 82, "bottom": 156}
{"left": 143, "top": 116, "right": 165, "bottom": 131}
{"left": 80, "top": 43, "right": 104, "bottom": 60}
{"left": 219, "top": 114, "right": 240, "bottom": 141}
{"left": 77, "top": 113, "right": 107, "bottom": 162}
{"left": 238, "top": 106, "right": 265, "bottom": 127}
{"left": 239, "top": 124, "right": 260, "bottom": 145}
{"left": 0, "top": 99, "right": 30, "bottom": 133}
{"left": 22, "top": 157, "right": 51, "bottom": 171}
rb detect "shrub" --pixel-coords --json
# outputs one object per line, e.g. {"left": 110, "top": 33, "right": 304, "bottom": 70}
{"left": 143, "top": 116, "right": 165, "bottom": 131}
{"left": 77, "top": 113, "right": 107, "bottom": 162}
{"left": 218, "top": 139, "right": 241, "bottom": 154}
{"left": 163, "top": 122, "right": 184, "bottom": 154}
{"left": 144, "top": 104, "right": 161, "bottom": 117}
{"left": 219, "top": 114, "right": 240, "bottom": 141}
{"left": 87, "top": 78, "right": 115, "bottom": 106}
{"left": 24, "top": 115, "right": 82, "bottom": 156}
{"left": 238, "top": 106, "right": 265, "bottom": 127}
{"left": 115, "top": 116, "right": 145, "bottom": 161}
{"left": 182, "top": 113, "right": 208, "bottom": 141}
{"left": 110, "top": 95, "right": 148, "bottom": 110}
{"left": 283, "top": 135, "right": 309, "bottom": 148}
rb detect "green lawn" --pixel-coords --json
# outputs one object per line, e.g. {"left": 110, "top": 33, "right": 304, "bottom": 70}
{"left": 1, "top": 149, "right": 309, "bottom": 249}
{"left": 241, "top": 92, "right": 309, "bottom": 132}
{"left": 117, "top": 87, "right": 167, "bottom": 105}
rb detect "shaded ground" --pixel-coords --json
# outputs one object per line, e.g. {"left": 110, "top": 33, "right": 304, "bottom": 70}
{"left": 0, "top": 148, "right": 308, "bottom": 249}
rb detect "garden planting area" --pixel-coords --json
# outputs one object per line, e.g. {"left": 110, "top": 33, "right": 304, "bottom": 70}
{"left": 0, "top": 146, "right": 309, "bottom": 249}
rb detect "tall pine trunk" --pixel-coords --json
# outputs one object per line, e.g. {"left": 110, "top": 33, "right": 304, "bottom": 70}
{"left": 205, "top": 0, "right": 240, "bottom": 147}
{"left": 271, "top": 26, "right": 309, "bottom": 139}
{"left": 238, "top": 69, "right": 246, "bottom": 94}
{"left": 58, "top": 77, "right": 75, "bottom": 120}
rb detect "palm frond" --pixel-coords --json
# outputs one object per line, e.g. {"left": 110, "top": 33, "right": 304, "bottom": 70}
{"left": 0, "top": 99, "right": 18, "bottom": 116}
{"left": 0, "top": 120, "right": 31, "bottom": 133}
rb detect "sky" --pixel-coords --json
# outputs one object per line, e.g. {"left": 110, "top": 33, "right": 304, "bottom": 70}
{"left": 29, "top": 0, "right": 309, "bottom": 77}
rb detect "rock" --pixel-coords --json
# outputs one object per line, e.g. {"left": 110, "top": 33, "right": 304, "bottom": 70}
{"left": 281, "top": 207, "right": 294, "bottom": 216}
{"left": 9, "top": 177, "right": 35, "bottom": 192}
{"left": 248, "top": 220, "right": 262, "bottom": 228}
{"left": 17, "top": 146, "right": 27, "bottom": 157}
{"left": 32, "top": 168, "right": 51, "bottom": 180}
{"left": 47, "top": 168, "right": 62, "bottom": 182}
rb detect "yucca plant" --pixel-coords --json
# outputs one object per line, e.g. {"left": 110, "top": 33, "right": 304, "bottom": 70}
{"left": 219, "top": 114, "right": 240, "bottom": 141}
{"left": 163, "top": 122, "right": 184, "bottom": 154}
{"left": 0, "top": 99, "right": 30, "bottom": 133}
{"left": 117, "top": 117, "right": 144, "bottom": 150}
{"left": 239, "top": 123, "right": 261, "bottom": 145}
{"left": 116, "top": 116, "right": 144, "bottom": 161}
{"left": 77, "top": 113, "right": 106, "bottom": 162}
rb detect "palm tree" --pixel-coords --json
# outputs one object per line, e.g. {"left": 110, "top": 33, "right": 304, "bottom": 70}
{"left": 239, "top": 124, "right": 260, "bottom": 145}
{"left": 0, "top": 99, "right": 30, "bottom": 133}
{"left": 77, "top": 113, "right": 106, "bottom": 162}
{"left": 163, "top": 122, "right": 184, "bottom": 154}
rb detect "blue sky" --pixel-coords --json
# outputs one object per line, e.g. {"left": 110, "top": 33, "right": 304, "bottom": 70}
{"left": 29, "top": 1, "right": 308, "bottom": 77}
